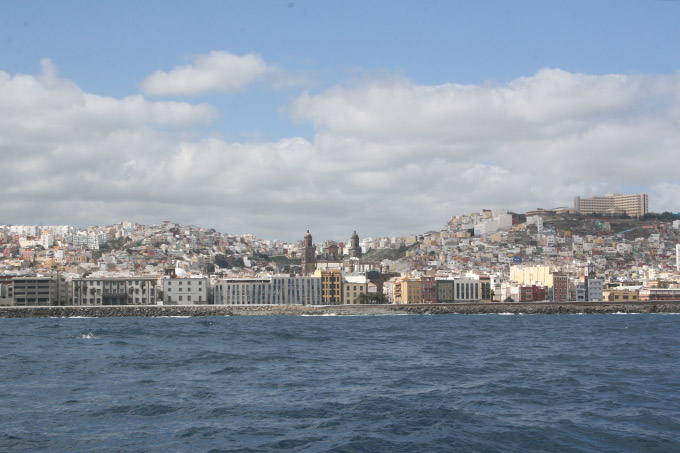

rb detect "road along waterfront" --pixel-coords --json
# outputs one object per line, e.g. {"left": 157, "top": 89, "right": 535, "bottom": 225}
{"left": 1, "top": 301, "right": 679, "bottom": 317}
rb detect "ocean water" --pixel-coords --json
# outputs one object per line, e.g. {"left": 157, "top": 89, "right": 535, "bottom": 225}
{"left": 1, "top": 314, "right": 679, "bottom": 452}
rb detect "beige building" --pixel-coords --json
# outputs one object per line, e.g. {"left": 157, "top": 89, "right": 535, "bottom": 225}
{"left": 343, "top": 275, "right": 368, "bottom": 304}
{"left": 604, "top": 288, "right": 640, "bottom": 302}
{"left": 574, "top": 193, "right": 648, "bottom": 217}
{"left": 509, "top": 265, "right": 554, "bottom": 287}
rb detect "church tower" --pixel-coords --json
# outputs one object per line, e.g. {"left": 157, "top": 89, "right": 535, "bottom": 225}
{"left": 301, "top": 230, "right": 317, "bottom": 276}
{"left": 349, "top": 231, "right": 362, "bottom": 259}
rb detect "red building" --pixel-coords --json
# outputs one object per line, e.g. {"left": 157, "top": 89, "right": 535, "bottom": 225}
{"left": 532, "top": 285, "right": 546, "bottom": 302}
{"left": 421, "top": 277, "right": 437, "bottom": 303}
{"left": 518, "top": 286, "right": 533, "bottom": 302}
{"left": 553, "top": 273, "right": 569, "bottom": 302}
{"left": 519, "top": 285, "right": 547, "bottom": 302}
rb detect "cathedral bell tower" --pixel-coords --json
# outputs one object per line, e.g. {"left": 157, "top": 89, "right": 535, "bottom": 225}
{"left": 301, "top": 230, "right": 317, "bottom": 276}
{"left": 349, "top": 230, "right": 362, "bottom": 259}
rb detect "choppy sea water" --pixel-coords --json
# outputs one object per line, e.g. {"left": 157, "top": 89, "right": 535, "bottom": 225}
{"left": 1, "top": 314, "right": 679, "bottom": 452}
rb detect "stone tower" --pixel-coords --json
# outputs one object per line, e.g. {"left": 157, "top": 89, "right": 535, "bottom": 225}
{"left": 301, "top": 230, "right": 317, "bottom": 276}
{"left": 349, "top": 230, "right": 362, "bottom": 259}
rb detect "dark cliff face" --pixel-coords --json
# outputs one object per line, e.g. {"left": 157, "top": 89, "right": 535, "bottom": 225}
{"left": 1, "top": 302, "right": 679, "bottom": 318}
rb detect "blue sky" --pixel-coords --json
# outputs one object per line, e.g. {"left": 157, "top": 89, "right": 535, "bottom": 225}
{"left": 2, "top": 1, "right": 680, "bottom": 241}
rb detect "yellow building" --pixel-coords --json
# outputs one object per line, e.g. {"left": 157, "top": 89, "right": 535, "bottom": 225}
{"left": 314, "top": 269, "right": 342, "bottom": 305}
{"left": 401, "top": 279, "right": 423, "bottom": 304}
{"left": 604, "top": 288, "right": 640, "bottom": 302}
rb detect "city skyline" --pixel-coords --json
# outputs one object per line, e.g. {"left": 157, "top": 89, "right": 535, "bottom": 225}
{"left": 2, "top": 1, "right": 680, "bottom": 242}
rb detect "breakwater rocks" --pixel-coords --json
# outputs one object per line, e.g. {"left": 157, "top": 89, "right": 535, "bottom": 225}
{"left": 1, "top": 301, "right": 680, "bottom": 318}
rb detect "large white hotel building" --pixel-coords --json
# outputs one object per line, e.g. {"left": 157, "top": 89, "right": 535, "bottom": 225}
{"left": 574, "top": 193, "right": 648, "bottom": 218}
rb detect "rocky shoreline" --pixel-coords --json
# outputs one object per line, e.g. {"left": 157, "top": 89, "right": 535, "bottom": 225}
{"left": 1, "top": 301, "right": 679, "bottom": 318}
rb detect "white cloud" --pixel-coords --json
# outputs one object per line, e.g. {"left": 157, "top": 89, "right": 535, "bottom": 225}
{"left": 2, "top": 62, "right": 680, "bottom": 241}
{"left": 139, "top": 51, "right": 302, "bottom": 97}
{"left": 290, "top": 68, "right": 680, "bottom": 224}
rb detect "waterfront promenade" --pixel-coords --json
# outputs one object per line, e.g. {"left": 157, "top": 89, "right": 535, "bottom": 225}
{"left": 1, "top": 301, "right": 680, "bottom": 318}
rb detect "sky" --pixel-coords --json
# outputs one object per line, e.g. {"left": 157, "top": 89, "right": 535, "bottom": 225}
{"left": 2, "top": 0, "right": 680, "bottom": 242}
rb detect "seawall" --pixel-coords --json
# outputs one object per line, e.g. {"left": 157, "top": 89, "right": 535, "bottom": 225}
{"left": 1, "top": 301, "right": 679, "bottom": 318}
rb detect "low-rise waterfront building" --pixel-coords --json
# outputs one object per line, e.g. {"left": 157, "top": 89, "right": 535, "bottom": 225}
{"left": 401, "top": 278, "right": 423, "bottom": 304}
{"left": 343, "top": 275, "right": 368, "bottom": 304}
{"left": 71, "top": 277, "right": 158, "bottom": 305}
{"left": 162, "top": 277, "right": 208, "bottom": 305}
{"left": 214, "top": 276, "right": 322, "bottom": 305}
{"left": 639, "top": 288, "right": 680, "bottom": 301}
{"left": 436, "top": 278, "right": 481, "bottom": 303}
{"left": 421, "top": 276, "right": 437, "bottom": 303}
{"left": 604, "top": 288, "right": 640, "bottom": 302}
{"left": 314, "top": 269, "right": 342, "bottom": 305}
{"left": 12, "top": 274, "right": 69, "bottom": 306}
{"left": 553, "top": 273, "right": 569, "bottom": 302}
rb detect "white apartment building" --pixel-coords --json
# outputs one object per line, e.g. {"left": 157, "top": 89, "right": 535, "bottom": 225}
{"left": 214, "top": 276, "right": 322, "bottom": 305}
{"left": 473, "top": 211, "right": 513, "bottom": 236}
{"left": 587, "top": 278, "right": 604, "bottom": 302}
{"left": 574, "top": 193, "right": 648, "bottom": 217}
{"left": 575, "top": 281, "right": 587, "bottom": 301}
{"left": 574, "top": 278, "right": 604, "bottom": 302}
{"left": 163, "top": 277, "right": 208, "bottom": 305}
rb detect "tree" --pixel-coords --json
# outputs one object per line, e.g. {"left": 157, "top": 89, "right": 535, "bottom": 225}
{"left": 213, "top": 254, "right": 230, "bottom": 269}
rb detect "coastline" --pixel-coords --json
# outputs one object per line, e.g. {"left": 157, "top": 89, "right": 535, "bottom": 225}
{"left": 1, "top": 301, "right": 679, "bottom": 318}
